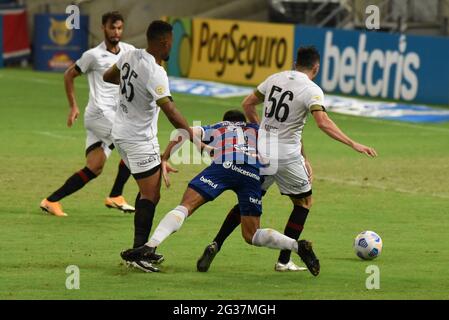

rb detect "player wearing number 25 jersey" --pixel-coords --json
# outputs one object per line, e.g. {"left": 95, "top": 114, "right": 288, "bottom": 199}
{"left": 103, "top": 20, "right": 195, "bottom": 271}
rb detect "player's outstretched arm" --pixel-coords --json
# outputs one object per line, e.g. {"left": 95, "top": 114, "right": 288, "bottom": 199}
{"left": 160, "top": 127, "right": 203, "bottom": 188}
{"left": 64, "top": 64, "right": 81, "bottom": 127}
{"left": 159, "top": 100, "right": 194, "bottom": 139}
{"left": 242, "top": 92, "right": 263, "bottom": 124}
{"left": 103, "top": 64, "right": 120, "bottom": 85}
{"left": 312, "top": 110, "right": 377, "bottom": 157}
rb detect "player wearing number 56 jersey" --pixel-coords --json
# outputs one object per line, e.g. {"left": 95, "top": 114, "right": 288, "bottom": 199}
{"left": 198, "top": 46, "right": 378, "bottom": 273}
{"left": 103, "top": 20, "right": 196, "bottom": 270}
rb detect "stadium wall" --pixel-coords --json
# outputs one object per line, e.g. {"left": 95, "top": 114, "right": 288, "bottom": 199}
{"left": 167, "top": 17, "right": 449, "bottom": 105}
{"left": 294, "top": 26, "right": 449, "bottom": 105}
{"left": 168, "top": 17, "right": 294, "bottom": 86}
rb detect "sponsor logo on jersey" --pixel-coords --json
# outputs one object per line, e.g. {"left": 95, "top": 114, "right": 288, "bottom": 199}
{"left": 249, "top": 197, "right": 262, "bottom": 205}
{"left": 263, "top": 124, "right": 279, "bottom": 132}
{"left": 222, "top": 162, "right": 260, "bottom": 181}
{"left": 120, "top": 103, "right": 128, "bottom": 114}
{"left": 200, "top": 176, "right": 218, "bottom": 189}
{"left": 156, "top": 86, "right": 165, "bottom": 95}
{"left": 136, "top": 155, "right": 157, "bottom": 167}
{"left": 222, "top": 161, "right": 232, "bottom": 169}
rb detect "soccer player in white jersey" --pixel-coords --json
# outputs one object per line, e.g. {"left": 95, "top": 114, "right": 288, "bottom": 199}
{"left": 103, "top": 20, "right": 196, "bottom": 269}
{"left": 40, "top": 12, "right": 136, "bottom": 217}
{"left": 197, "top": 46, "right": 377, "bottom": 272}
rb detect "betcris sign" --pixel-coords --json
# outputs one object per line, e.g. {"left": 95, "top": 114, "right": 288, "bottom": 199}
{"left": 294, "top": 25, "right": 449, "bottom": 105}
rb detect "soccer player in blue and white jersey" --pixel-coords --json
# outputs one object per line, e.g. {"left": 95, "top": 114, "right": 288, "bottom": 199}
{"left": 120, "top": 110, "right": 320, "bottom": 275}
{"left": 198, "top": 46, "right": 377, "bottom": 273}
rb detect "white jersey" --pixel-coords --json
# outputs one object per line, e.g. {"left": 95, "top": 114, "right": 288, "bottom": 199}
{"left": 257, "top": 70, "right": 325, "bottom": 165}
{"left": 112, "top": 49, "right": 171, "bottom": 143}
{"left": 75, "top": 41, "right": 135, "bottom": 119}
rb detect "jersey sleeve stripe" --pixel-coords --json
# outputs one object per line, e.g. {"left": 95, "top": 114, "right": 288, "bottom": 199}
{"left": 310, "top": 104, "right": 326, "bottom": 112}
{"left": 254, "top": 90, "right": 265, "bottom": 101}
{"left": 74, "top": 64, "right": 82, "bottom": 74}
{"left": 156, "top": 96, "right": 173, "bottom": 106}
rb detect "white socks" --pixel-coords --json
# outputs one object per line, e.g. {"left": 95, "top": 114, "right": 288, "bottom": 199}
{"left": 252, "top": 228, "right": 298, "bottom": 252}
{"left": 146, "top": 205, "right": 188, "bottom": 248}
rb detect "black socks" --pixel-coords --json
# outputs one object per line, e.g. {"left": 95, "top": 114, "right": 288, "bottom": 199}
{"left": 47, "top": 167, "right": 97, "bottom": 202}
{"left": 133, "top": 197, "right": 156, "bottom": 248}
{"left": 213, "top": 204, "right": 241, "bottom": 251}
{"left": 109, "top": 160, "right": 131, "bottom": 198}
{"left": 278, "top": 205, "right": 309, "bottom": 264}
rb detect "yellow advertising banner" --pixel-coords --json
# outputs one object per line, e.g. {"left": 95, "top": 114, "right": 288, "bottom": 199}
{"left": 190, "top": 18, "right": 294, "bottom": 86}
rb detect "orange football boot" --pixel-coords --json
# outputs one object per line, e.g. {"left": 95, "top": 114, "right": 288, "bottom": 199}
{"left": 105, "top": 196, "right": 135, "bottom": 213}
{"left": 40, "top": 199, "right": 67, "bottom": 217}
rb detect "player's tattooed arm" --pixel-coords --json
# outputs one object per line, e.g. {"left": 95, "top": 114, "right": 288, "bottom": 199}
{"left": 64, "top": 63, "right": 82, "bottom": 127}
{"left": 242, "top": 92, "right": 263, "bottom": 124}
{"left": 312, "top": 110, "right": 378, "bottom": 157}
{"left": 103, "top": 64, "right": 120, "bottom": 85}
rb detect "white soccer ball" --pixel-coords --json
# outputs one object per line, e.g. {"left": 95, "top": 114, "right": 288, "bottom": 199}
{"left": 353, "top": 231, "right": 383, "bottom": 260}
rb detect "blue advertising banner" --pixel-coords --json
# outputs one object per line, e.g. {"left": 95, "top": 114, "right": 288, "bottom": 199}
{"left": 294, "top": 25, "right": 449, "bottom": 105}
{"left": 0, "top": 15, "right": 3, "bottom": 68}
{"left": 33, "top": 14, "right": 88, "bottom": 71}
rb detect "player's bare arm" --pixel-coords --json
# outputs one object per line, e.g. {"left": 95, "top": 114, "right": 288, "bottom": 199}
{"left": 64, "top": 63, "right": 81, "bottom": 127}
{"left": 242, "top": 91, "right": 263, "bottom": 124}
{"left": 102, "top": 64, "right": 120, "bottom": 85}
{"left": 161, "top": 126, "right": 204, "bottom": 188}
{"left": 312, "top": 109, "right": 377, "bottom": 157}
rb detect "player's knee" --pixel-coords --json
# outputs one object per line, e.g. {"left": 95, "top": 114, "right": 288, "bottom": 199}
{"left": 242, "top": 231, "right": 254, "bottom": 245}
{"left": 152, "top": 193, "right": 161, "bottom": 204}
{"left": 87, "top": 163, "right": 104, "bottom": 176}
{"left": 241, "top": 227, "right": 256, "bottom": 244}
{"left": 292, "top": 196, "right": 313, "bottom": 209}
{"left": 141, "top": 192, "right": 160, "bottom": 204}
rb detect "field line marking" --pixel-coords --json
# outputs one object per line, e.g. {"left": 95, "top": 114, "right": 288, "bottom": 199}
{"left": 1, "top": 73, "right": 88, "bottom": 89}
{"left": 318, "top": 175, "right": 449, "bottom": 199}
{"left": 335, "top": 115, "right": 449, "bottom": 133}
{"left": 34, "top": 131, "right": 76, "bottom": 140}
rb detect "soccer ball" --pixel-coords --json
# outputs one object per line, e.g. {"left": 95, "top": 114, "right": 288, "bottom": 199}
{"left": 353, "top": 231, "right": 382, "bottom": 260}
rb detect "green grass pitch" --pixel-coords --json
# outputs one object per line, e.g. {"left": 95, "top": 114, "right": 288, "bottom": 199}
{"left": 1, "top": 68, "right": 448, "bottom": 299}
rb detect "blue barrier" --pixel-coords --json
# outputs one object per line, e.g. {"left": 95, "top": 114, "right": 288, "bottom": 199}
{"left": 294, "top": 25, "right": 449, "bottom": 105}
{"left": 33, "top": 14, "right": 88, "bottom": 72}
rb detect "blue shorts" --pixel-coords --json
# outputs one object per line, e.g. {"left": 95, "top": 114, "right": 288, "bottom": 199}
{"left": 188, "top": 162, "right": 262, "bottom": 216}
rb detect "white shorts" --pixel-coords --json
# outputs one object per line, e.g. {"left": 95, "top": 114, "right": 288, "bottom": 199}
{"left": 114, "top": 140, "right": 161, "bottom": 178}
{"left": 261, "top": 157, "right": 312, "bottom": 197}
{"left": 84, "top": 115, "right": 114, "bottom": 158}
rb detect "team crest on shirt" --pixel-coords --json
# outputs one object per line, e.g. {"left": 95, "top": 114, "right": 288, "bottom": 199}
{"left": 156, "top": 86, "right": 165, "bottom": 95}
